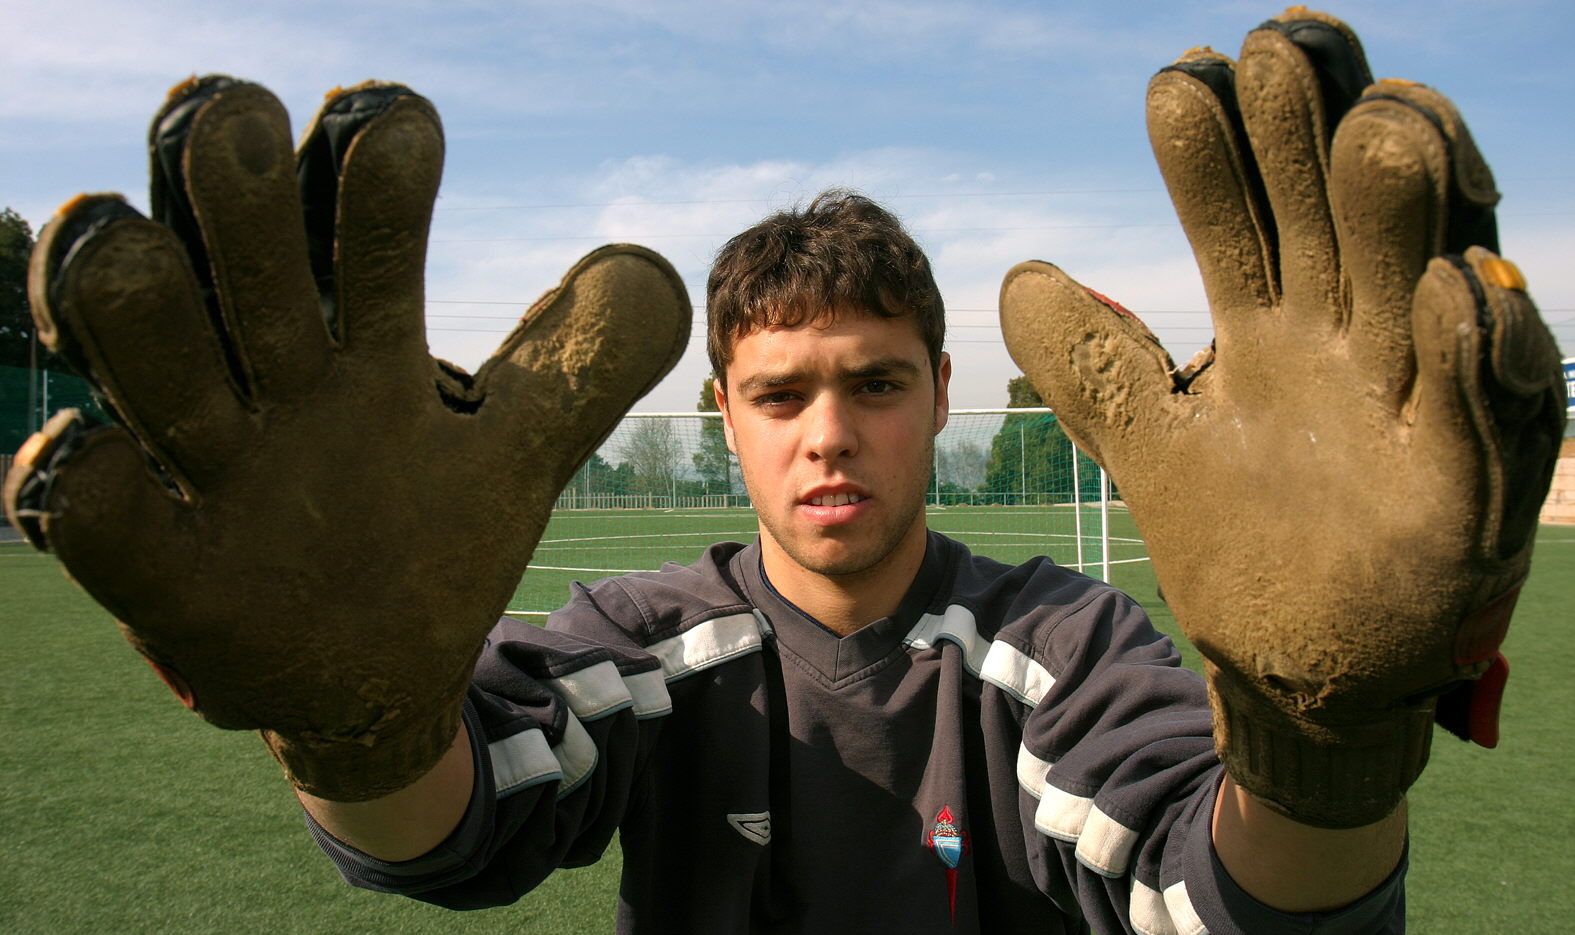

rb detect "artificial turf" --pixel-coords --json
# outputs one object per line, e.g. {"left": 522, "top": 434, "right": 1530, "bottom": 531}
{"left": 2, "top": 514, "right": 1570, "bottom": 932}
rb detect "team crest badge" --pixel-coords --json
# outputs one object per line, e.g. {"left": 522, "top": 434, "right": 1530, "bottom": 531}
{"left": 925, "top": 804, "right": 970, "bottom": 924}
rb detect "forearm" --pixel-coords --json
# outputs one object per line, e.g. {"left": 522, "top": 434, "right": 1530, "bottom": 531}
{"left": 296, "top": 720, "right": 475, "bottom": 862}
{"left": 1211, "top": 772, "right": 1407, "bottom": 913}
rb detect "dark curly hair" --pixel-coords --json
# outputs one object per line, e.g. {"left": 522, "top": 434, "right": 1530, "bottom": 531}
{"left": 706, "top": 190, "right": 945, "bottom": 381}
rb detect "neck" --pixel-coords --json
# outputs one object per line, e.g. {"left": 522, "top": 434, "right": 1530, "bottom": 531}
{"left": 759, "top": 523, "right": 929, "bottom": 638}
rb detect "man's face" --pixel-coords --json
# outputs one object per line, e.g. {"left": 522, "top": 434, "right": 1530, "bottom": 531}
{"left": 719, "top": 312, "right": 950, "bottom": 581}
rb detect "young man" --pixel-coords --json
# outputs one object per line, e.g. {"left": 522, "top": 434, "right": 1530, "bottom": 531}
{"left": 9, "top": 8, "right": 1561, "bottom": 935}
{"left": 299, "top": 192, "right": 1408, "bottom": 934}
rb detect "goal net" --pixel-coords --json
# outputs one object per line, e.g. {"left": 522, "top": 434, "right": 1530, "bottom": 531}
{"left": 554, "top": 408, "right": 1109, "bottom": 512}
{"left": 518, "top": 409, "right": 1133, "bottom": 613}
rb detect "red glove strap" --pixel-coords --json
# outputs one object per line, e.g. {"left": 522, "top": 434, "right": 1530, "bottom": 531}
{"left": 1467, "top": 653, "right": 1509, "bottom": 749}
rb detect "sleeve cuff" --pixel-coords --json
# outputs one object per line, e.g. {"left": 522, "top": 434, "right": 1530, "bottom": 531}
{"left": 1185, "top": 773, "right": 1408, "bottom": 935}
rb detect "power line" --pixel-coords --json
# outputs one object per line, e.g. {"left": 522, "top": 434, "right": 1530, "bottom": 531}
{"left": 432, "top": 188, "right": 1164, "bottom": 212}
{"left": 428, "top": 179, "right": 1573, "bottom": 213}
{"left": 429, "top": 222, "right": 1179, "bottom": 243}
{"left": 428, "top": 211, "right": 1570, "bottom": 244}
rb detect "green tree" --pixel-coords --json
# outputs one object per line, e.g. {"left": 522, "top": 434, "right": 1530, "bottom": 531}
{"left": 982, "top": 376, "right": 1082, "bottom": 504}
{"left": 0, "top": 208, "right": 36, "bottom": 370}
{"left": 1005, "top": 375, "right": 1043, "bottom": 408}
{"left": 692, "top": 374, "right": 733, "bottom": 495}
{"left": 1, "top": 209, "right": 107, "bottom": 451}
{"left": 568, "top": 452, "right": 633, "bottom": 500}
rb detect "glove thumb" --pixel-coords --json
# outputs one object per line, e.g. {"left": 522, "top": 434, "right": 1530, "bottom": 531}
{"left": 469, "top": 244, "right": 691, "bottom": 492}
{"left": 1000, "top": 260, "right": 1183, "bottom": 470}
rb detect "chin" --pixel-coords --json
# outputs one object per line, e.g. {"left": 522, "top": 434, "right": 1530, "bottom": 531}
{"left": 800, "top": 552, "right": 885, "bottom": 578}
{"left": 782, "top": 535, "right": 902, "bottom": 578}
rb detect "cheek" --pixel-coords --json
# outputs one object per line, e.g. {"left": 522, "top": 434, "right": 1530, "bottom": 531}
{"left": 735, "top": 422, "right": 795, "bottom": 464}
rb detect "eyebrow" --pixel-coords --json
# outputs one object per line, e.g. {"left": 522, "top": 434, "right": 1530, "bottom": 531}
{"left": 736, "top": 357, "right": 922, "bottom": 394}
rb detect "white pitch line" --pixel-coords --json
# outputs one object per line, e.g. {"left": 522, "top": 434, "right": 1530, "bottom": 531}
{"left": 542, "top": 529, "right": 1145, "bottom": 547}
{"left": 520, "top": 554, "right": 1151, "bottom": 579}
{"left": 934, "top": 529, "right": 1146, "bottom": 544}
{"left": 540, "top": 530, "right": 753, "bottom": 545}
{"left": 528, "top": 564, "right": 661, "bottom": 573}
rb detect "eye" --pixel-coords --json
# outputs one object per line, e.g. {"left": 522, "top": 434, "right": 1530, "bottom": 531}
{"left": 859, "top": 379, "right": 899, "bottom": 396}
{"left": 753, "top": 391, "right": 799, "bottom": 408}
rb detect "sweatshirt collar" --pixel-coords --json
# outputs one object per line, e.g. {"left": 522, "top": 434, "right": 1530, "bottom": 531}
{"left": 732, "top": 531, "right": 956, "bottom": 685}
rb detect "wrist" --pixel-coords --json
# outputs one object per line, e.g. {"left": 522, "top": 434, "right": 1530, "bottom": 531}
{"left": 296, "top": 717, "right": 475, "bottom": 861}
{"left": 1211, "top": 772, "right": 1408, "bottom": 913}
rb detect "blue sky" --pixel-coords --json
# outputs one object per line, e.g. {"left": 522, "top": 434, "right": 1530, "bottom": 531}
{"left": 4, "top": 0, "right": 1572, "bottom": 410}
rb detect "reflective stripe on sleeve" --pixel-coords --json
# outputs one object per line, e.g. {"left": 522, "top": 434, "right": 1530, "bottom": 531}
{"left": 1163, "top": 880, "right": 1208, "bottom": 935}
{"left": 489, "top": 728, "right": 560, "bottom": 798}
{"left": 1034, "top": 782, "right": 1094, "bottom": 841}
{"left": 488, "top": 711, "right": 600, "bottom": 801}
{"left": 1017, "top": 745, "right": 1053, "bottom": 800}
{"left": 980, "top": 638, "right": 1056, "bottom": 707}
{"left": 1074, "top": 804, "right": 1139, "bottom": 877}
{"left": 1131, "top": 878, "right": 1180, "bottom": 935}
{"left": 545, "top": 659, "right": 674, "bottom": 721}
{"left": 647, "top": 612, "right": 763, "bottom": 681}
{"left": 552, "top": 712, "right": 599, "bottom": 797}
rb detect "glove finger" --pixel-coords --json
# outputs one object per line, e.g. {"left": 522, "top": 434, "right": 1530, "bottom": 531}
{"left": 4, "top": 412, "right": 261, "bottom": 726}
{"left": 1330, "top": 80, "right": 1499, "bottom": 412}
{"left": 297, "top": 83, "right": 441, "bottom": 372}
{"left": 469, "top": 244, "right": 692, "bottom": 530}
{"left": 999, "top": 260, "right": 1182, "bottom": 472}
{"left": 1409, "top": 250, "right": 1563, "bottom": 565}
{"left": 1236, "top": 9, "right": 1372, "bottom": 321}
{"left": 1146, "top": 48, "right": 1276, "bottom": 345}
{"left": 150, "top": 77, "right": 329, "bottom": 402}
{"left": 4, "top": 410, "right": 197, "bottom": 621}
{"left": 28, "top": 194, "right": 253, "bottom": 490}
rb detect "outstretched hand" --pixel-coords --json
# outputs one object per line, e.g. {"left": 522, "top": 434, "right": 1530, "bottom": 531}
{"left": 1000, "top": 9, "right": 1565, "bottom": 827}
{"left": 3, "top": 77, "right": 690, "bottom": 801}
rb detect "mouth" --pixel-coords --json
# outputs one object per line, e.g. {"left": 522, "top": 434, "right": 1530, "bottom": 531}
{"left": 798, "top": 486, "right": 873, "bottom": 527}
{"left": 804, "top": 492, "right": 868, "bottom": 507}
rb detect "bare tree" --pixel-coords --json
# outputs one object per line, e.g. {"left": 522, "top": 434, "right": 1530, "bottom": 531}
{"left": 620, "top": 417, "right": 681, "bottom": 498}
{"left": 938, "top": 440, "right": 987, "bottom": 490}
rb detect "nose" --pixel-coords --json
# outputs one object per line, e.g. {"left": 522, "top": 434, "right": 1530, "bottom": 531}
{"left": 805, "top": 393, "right": 858, "bottom": 464}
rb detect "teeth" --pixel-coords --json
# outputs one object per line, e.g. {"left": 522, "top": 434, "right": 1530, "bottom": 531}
{"left": 809, "top": 493, "right": 865, "bottom": 506}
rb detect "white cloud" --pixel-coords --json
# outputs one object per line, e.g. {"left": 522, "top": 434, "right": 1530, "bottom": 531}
{"left": 0, "top": 0, "right": 361, "bottom": 121}
{"left": 417, "top": 147, "right": 1218, "bottom": 410}
{"left": 418, "top": 144, "right": 1575, "bottom": 415}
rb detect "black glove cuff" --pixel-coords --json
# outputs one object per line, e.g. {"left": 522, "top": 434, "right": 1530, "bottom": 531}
{"left": 1207, "top": 665, "right": 1433, "bottom": 829}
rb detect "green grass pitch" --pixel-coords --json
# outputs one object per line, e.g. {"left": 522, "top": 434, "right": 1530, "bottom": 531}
{"left": 2, "top": 511, "right": 1571, "bottom": 933}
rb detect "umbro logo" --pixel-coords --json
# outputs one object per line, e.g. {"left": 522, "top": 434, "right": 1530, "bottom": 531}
{"left": 727, "top": 811, "right": 771, "bottom": 845}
